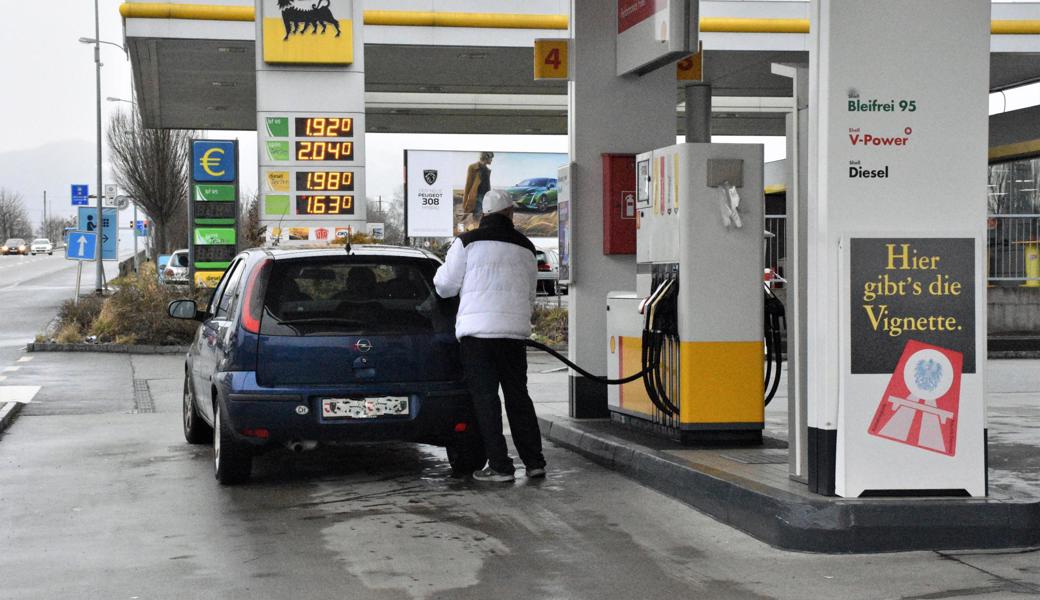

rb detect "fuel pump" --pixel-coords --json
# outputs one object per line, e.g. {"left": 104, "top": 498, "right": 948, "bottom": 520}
{"left": 524, "top": 142, "right": 783, "bottom": 443}
{"left": 606, "top": 143, "right": 768, "bottom": 443}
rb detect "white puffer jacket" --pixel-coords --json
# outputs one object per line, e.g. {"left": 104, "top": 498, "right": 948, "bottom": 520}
{"left": 433, "top": 213, "right": 538, "bottom": 340}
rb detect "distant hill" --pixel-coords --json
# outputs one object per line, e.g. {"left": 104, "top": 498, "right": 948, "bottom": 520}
{"left": 0, "top": 139, "right": 102, "bottom": 225}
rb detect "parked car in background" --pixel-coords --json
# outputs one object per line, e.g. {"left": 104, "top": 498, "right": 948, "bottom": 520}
{"left": 30, "top": 239, "right": 53, "bottom": 255}
{"left": 161, "top": 250, "right": 190, "bottom": 284}
{"left": 1, "top": 239, "right": 28, "bottom": 255}
{"left": 535, "top": 248, "right": 560, "bottom": 295}
{"left": 506, "top": 177, "right": 558, "bottom": 212}
{"left": 166, "top": 245, "right": 485, "bottom": 484}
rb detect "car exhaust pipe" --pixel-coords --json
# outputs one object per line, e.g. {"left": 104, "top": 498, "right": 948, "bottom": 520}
{"left": 285, "top": 440, "right": 318, "bottom": 453}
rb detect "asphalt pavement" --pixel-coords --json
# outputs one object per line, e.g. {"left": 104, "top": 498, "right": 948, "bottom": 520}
{"left": 1, "top": 350, "right": 1038, "bottom": 599}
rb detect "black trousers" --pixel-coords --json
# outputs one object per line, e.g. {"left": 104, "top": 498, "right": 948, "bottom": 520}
{"left": 460, "top": 337, "right": 545, "bottom": 474}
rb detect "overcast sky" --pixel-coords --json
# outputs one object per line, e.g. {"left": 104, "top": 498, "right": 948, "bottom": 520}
{"left": 1, "top": 1, "right": 1038, "bottom": 229}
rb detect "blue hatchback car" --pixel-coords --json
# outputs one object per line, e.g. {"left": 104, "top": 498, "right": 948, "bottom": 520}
{"left": 168, "top": 245, "right": 485, "bottom": 484}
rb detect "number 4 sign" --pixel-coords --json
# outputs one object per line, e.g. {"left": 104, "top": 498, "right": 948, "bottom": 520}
{"left": 534, "top": 39, "right": 570, "bottom": 80}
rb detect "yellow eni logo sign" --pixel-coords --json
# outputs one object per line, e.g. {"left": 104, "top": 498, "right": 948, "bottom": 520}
{"left": 264, "top": 0, "right": 354, "bottom": 65}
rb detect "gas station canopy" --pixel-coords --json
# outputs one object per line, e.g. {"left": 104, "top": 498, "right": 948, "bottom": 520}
{"left": 123, "top": 1, "right": 1040, "bottom": 137}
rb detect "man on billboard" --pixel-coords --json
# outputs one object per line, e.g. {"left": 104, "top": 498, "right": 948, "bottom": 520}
{"left": 463, "top": 152, "right": 494, "bottom": 217}
{"left": 433, "top": 189, "right": 546, "bottom": 482}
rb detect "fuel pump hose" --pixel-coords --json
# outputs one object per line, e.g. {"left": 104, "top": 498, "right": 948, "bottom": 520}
{"left": 522, "top": 339, "right": 656, "bottom": 385}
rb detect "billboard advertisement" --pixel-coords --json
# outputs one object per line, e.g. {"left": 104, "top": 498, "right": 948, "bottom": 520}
{"left": 405, "top": 150, "right": 567, "bottom": 239}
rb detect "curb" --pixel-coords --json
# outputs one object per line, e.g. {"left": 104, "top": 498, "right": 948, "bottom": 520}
{"left": 538, "top": 414, "right": 1040, "bottom": 553}
{"left": 0, "top": 401, "right": 24, "bottom": 436}
{"left": 26, "top": 343, "right": 189, "bottom": 355}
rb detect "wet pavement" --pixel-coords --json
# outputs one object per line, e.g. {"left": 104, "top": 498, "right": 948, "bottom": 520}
{"left": 1, "top": 351, "right": 1038, "bottom": 598}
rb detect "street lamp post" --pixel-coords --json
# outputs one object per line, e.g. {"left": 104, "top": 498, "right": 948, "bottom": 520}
{"left": 92, "top": 0, "right": 103, "bottom": 294}
{"left": 79, "top": 20, "right": 128, "bottom": 295}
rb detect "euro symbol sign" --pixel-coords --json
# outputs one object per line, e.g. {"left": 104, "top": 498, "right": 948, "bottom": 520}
{"left": 200, "top": 148, "right": 226, "bottom": 177}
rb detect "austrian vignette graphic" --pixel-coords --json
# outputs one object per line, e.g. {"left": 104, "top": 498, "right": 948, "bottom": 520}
{"left": 849, "top": 238, "right": 976, "bottom": 375}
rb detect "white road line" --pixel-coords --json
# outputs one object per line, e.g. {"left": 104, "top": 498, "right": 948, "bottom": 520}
{"left": 16, "top": 357, "right": 32, "bottom": 363}
{"left": 2, "top": 366, "right": 18, "bottom": 373}
{"left": 0, "top": 386, "right": 41, "bottom": 404}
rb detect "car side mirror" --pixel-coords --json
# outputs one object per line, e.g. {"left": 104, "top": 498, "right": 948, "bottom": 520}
{"left": 168, "top": 299, "right": 203, "bottom": 321}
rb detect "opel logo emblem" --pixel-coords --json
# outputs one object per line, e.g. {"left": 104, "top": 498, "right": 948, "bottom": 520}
{"left": 355, "top": 339, "right": 373, "bottom": 353}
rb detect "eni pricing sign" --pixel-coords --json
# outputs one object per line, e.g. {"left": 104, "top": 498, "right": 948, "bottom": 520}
{"left": 193, "top": 141, "right": 236, "bottom": 182}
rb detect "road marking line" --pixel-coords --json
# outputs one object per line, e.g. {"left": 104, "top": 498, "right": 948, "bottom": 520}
{"left": 0, "top": 386, "right": 40, "bottom": 404}
{"left": 16, "top": 357, "right": 32, "bottom": 363}
{"left": 1, "top": 366, "right": 18, "bottom": 373}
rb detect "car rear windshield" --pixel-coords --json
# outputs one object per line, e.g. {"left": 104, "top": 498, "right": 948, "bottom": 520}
{"left": 32, "top": 239, "right": 49, "bottom": 244}
{"left": 260, "top": 256, "right": 457, "bottom": 336}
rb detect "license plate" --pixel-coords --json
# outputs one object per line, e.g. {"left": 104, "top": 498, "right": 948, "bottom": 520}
{"left": 321, "top": 397, "right": 409, "bottom": 419}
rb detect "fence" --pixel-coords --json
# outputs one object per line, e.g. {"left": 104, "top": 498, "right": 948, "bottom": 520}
{"left": 988, "top": 214, "right": 1040, "bottom": 284}
{"left": 765, "top": 215, "right": 786, "bottom": 277}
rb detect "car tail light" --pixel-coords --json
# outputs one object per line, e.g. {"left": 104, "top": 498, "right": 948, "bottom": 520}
{"left": 454, "top": 422, "right": 468, "bottom": 433}
{"left": 538, "top": 262, "right": 552, "bottom": 272}
{"left": 241, "top": 258, "right": 273, "bottom": 334}
{"left": 240, "top": 428, "right": 270, "bottom": 439}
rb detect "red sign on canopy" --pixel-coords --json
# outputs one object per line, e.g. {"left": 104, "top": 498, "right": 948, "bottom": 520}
{"left": 618, "top": 0, "right": 666, "bottom": 33}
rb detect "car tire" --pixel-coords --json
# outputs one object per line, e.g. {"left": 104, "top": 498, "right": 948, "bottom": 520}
{"left": 535, "top": 194, "right": 549, "bottom": 212}
{"left": 214, "top": 403, "right": 252, "bottom": 485}
{"left": 446, "top": 431, "right": 487, "bottom": 478}
{"left": 183, "top": 375, "right": 212, "bottom": 444}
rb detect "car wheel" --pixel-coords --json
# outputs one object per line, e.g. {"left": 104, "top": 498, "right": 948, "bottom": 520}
{"left": 182, "top": 375, "right": 212, "bottom": 444}
{"left": 446, "top": 431, "right": 486, "bottom": 478}
{"left": 214, "top": 403, "right": 252, "bottom": 485}
{"left": 535, "top": 195, "right": 549, "bottom": 212}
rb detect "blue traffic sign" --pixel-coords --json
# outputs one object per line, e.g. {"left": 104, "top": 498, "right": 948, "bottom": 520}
{"left": 78, "top": 207, "right": 117, "bottom": 260}
{"left": 135, "top": 220, "right": 148, "bottom": 237}
{"left": 71, "top": 184, "right": 89, "bottom": 206}
{"left": 65, "top": 230, "right": 98, "bottom": 261}
{"left": 192, "top": 140, "right": 236, "bottom": 182}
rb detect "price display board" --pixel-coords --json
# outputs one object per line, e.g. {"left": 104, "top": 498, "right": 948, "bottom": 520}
{"left": 260, "top": 113, "right": 366, "bottom": 233}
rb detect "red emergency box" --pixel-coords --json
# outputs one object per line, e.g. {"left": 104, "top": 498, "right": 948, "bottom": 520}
{"left": 602, "top": 153, "right": 637, "bottom": 255}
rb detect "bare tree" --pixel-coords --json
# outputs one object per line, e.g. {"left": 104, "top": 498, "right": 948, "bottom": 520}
{"left": 0, "top": 188, "right": 32, "bottom": 241}
{"left": 38, "top": 215, "right": 76, "bottom": 244}
{"left": 240, "top": 191, "right": 264, "bottom": 249}
{"left": 107, "top": 110, "right": 195, "bottom": 253}
{"left": 367, "top": 186, "right": 405, "bottom": 244}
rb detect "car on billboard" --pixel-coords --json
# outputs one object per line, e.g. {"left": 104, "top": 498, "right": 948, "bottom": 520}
{"left": 505, "top": 178, "right": 558, "bottom": 212}
{"left": 166, "top": 245, "right": 485, "bottom": 484}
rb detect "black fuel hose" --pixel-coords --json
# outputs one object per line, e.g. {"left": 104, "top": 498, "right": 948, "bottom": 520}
{"left": 523, "top": 339, "right": 656, "bottom": 385}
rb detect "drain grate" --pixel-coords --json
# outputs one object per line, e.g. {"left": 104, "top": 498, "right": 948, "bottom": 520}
{"left": 719, "top": 449, "right": 788, "bottom": 465}
{"left": 133, "top": 379, "right": 155, "bottom": 414}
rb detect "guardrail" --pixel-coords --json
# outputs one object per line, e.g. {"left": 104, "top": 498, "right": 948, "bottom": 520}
{"left": 765, "top": 214, "right": 1040, "bottom": 286}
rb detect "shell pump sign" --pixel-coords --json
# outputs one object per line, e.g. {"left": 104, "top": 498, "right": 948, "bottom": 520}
{"left": 262, "top": 0, "right": 355, "bottom": 65}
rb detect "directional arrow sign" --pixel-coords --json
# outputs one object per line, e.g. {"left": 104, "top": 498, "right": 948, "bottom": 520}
{"left": 65, "top": 230, "right": 98, "bottom": 261}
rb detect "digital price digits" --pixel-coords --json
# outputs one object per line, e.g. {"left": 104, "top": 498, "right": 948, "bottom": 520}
{"left": 296, "top": 171, "right": 354, "bottom": 192}
{"left": 296, "top": 195, "right": 355, "bottom": 215}
{"left": 295, "top": 117, "right": 354, "bottom": 137}
{"left": 296, "top": 141, "right": 354, "bottom": 161}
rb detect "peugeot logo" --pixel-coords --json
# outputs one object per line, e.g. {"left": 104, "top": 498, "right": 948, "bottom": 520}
{"left": 354, "top": 339, "right": 373, "bottom": 353}
{"left": 423, "top": 169, "right": 438, "bottom": 185}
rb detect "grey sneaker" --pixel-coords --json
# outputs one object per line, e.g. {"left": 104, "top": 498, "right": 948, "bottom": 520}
{"left": 472, "top": 467, "right": 515, "bottom": 482}
{"left": 526, "top": 467, "right": 546, "bottom": 478}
